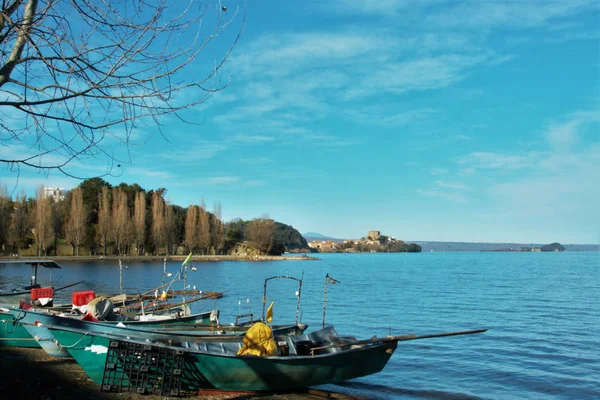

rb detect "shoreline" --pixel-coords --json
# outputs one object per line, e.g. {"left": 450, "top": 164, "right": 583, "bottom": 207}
{"left": 0, "top": 254, "right": 320, "bottom": 262}
{"left": 0, "top": 347, "right": 360, "bottom": 400}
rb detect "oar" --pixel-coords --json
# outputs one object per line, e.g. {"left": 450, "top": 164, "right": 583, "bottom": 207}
{"left": 53, "top": 280, "right": 86, "bottom": 292}
{"left": 310, "top": 328, "right": 488, "bottom": 352}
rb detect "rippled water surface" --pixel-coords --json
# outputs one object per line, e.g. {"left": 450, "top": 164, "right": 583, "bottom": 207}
{"left": 1, "top": 252, "right": 599, "bottom": 399}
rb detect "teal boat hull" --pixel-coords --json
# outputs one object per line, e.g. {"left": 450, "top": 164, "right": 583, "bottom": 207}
{"left": 0, "top": 310, "right": 40, "bottom": 348}
{"left": 49, "top": 325, "right": 397, "bottom": 391}
{"left": 184, "top": 340, "right": 397, "bottom": 391}
{"left": 9, "top": 308, "right": 215, "bottom": 356}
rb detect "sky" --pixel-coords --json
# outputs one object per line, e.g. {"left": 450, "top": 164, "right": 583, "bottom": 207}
{"left": 1, "top": 0, "right": 599, "bottom": 244}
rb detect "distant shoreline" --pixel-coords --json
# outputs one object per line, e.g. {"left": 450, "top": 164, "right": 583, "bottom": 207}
{"left": 0, "top": 254, "right": 320, "bottom": 263}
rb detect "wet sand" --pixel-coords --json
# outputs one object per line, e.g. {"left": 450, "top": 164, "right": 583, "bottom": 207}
{"left": 0, "top": 347, "right": 359, "bottom": 400}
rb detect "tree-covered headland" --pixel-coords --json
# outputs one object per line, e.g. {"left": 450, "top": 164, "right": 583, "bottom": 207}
{"left": 0, "top": 179, "right": 311, "bottom": 257}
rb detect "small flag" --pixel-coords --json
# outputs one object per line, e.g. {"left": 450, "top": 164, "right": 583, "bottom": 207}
{"left": 183, "top": 252, "right": 193, "bottom": 265}
{"left": 266, "top": 301, "right": 274, "bottom": 323}
{"left": 326, "top": 274, "right": 340, "bottom": 284}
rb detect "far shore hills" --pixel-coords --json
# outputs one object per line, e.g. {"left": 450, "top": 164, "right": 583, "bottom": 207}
{"left": 302, "top": 233, "right": 599, "bottom": 252}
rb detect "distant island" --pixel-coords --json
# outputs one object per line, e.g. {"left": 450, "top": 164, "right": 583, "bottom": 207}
{"left": 306, "top": 230, "right": 421, "bottom": 253}
{"left": 411, "top": 241, "right": 597, "bottom": 252}
{"left": 485, "top": 242, "right": 566, "bottom": 252}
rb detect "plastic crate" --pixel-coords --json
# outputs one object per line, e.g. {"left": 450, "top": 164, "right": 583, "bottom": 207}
{"left": 72, "top": 290, "right": 95, "bottom": 306}
{"left": 31, "top": 287, "right": 54, "bottom": 300}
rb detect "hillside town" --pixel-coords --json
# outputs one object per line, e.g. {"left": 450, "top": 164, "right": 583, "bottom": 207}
{"left": 308, "top": 230, "right": 421, "bottom": 253}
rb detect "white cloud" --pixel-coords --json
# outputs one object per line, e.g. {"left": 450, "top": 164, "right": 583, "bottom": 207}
{"left": 426, "top": 0, "right": 598, "bottom": 29}
{"left": 417, "top": 188, "right": 468, "bottom": 203}
{"left": 345, "top": 54, "right": 489, "bottom": 99}
{"left": 453, "top": 110, "right": 600, "bottom": 239}
{"left": 238, "top": 157, "right": 274, "bottom": 165}
{"left": 206, "top": 176, "right": 240, "bottom": 184}
{"left": 159, "top": 142, "right": 228, "bottom": 162}
{"left": 352, "top": 107, "right": 437, "bottom": 127}
{"left": 435, "top": 180, "right": 470, "bottom": 190}
{"left": 234, "top": 135, "right": 276, "bottom": 143}
{"left": 457, "top": 151, "right": 540, "bottom": 170}
{"left": 545, "top": 110, "right": 599, "bottom": 150}
{"left": 429, "top": 168, "right": 448, "bottom": 176}
{"left": 125, "top": 168, "right": 174, "bottom": 180}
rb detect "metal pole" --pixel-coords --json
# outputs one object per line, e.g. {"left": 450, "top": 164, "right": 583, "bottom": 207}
{"left": 121, "top": 260, "right": 124, "bottom": 294}
{"left": 322, "top": 274, "right": 328, "bottom": 328}
{"left": 31, "top": 263, "right": 38, "bottom": 287}
{"left": 296, "top": 271, "right": 304, "bottom": 325}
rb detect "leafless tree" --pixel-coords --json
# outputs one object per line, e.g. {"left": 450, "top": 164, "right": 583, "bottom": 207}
{"left": 66, "top": 187, "right": 85, "bottom": 256}
{"left": 0, "top": 184, "right": 10, "bottom": 249}
{"left": 133, "top": 191, "right": 145, "bottom": 256}
{"left": 198, "top": 207, "right": 210, "bottom": 255}
{"left": 96, "top": 186, "right": 111, "bottom": 255}
{"left": 164, "top": 202, "right": 176, "bottom": 255}
{"left": 34, "top": 185, "right": 51, "bottom": 255}
{"left": 246, "top": 214, "right": 275, "bottom": 256}
{"left": 211, "top": 201, "right": 224, "bottom": 255}
{"left": 8, "top": 189, "right": 29, "bottom": 253}
{"left": 111, "top": 187, "right": 128, "bottom": 255}
{"left": 0, "top": 1, "right": 244, "bottom": 177}
{"left": 151, "top": 191, "right": 165, "bottom": 255}
{"left": 50, "top": 195, "right": 65, "bottom": 255}
{"left": 185, "top": 205, "right": 198, "bottom": 253}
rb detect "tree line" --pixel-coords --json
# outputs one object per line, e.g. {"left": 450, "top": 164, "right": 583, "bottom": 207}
{"left": 0, "top": 178, "right": 281, "bottom": 257}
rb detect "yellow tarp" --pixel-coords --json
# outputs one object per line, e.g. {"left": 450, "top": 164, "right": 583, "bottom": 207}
{"left": 237, "top": 322, "right": 278, "bottom": 356}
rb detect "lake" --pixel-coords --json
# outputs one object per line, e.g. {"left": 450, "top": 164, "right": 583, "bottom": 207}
{"left": 1, "top": 252, "right": 599, "bottom": 399}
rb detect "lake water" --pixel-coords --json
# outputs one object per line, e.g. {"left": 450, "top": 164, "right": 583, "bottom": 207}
{"left": 1, "top": 252, "right": 599, "bottom": 399}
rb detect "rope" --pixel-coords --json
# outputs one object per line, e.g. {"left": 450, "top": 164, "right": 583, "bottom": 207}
{"left": 1, "top": 318, "right": 17, "bottom": 334}
{"left": 58, "top": 331, "right": 91, "bottom": 349}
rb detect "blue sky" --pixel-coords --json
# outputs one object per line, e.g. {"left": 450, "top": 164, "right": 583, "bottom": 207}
{"left": 2, "top": 0, "right": 599, "bottom": 244}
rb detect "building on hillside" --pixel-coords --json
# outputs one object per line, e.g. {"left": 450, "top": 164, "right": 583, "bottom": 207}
{"left": 368, "top": 230, "right": 380, "bottom": 240}
{"left": 43, "top": 187, "right": 64, "bottom": 202}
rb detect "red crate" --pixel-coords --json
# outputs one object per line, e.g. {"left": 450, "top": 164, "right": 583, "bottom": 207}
{"left": 31, "top": 287, "right": 54, "bottom": 300}
{"left": 72, "top": 290, "right": 95, "bottom": 306}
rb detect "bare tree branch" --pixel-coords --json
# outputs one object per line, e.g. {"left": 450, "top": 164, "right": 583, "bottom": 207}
{"left": 1, "top": 0, "right": 244, "bottom": 177}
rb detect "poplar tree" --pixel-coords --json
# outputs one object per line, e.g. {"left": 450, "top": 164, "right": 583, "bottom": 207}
{"left": 97, "top": 186, "right": 111, "bottom": 255}
{"left": 34, "top": 186, "right": 52, "bottom": 256}
{"left": 133, "top": 191, "right": 146, "bottom": 256}
{"left": 211, "top": 202, "right": 224, "bottom": 255}
{"left": 151, "top": 191, "right": 166, "bottom": 255}
{"left": 164, "top": 203, "right": 176, "bottom": 256}
{"left": 185, "top": 206, "right": 198, "bottom": 253}
{"left": 111, "top": 187, "right": 129, "bottom": 255}
{"left": 198, "top": 208, "right": 210, "bottom": 255}
{"left": 66, "top": 187, "right": 86, "bottom": 256}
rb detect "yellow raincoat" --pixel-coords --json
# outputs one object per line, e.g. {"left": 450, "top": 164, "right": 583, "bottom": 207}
{"left": 237, "top": 322, "right": 278, "bottom": 356}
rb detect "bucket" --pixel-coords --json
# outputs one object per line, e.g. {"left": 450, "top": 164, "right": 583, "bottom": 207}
{"left": 295, "top": 341, "right": 314, "bottom": 356}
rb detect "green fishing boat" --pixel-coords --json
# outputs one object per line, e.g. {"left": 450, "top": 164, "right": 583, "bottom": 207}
{"left": 13, "top": 308, "right": 305, "bottom": 358}
{"left": 48, "top": 323, "right": 487, "bottom": 392}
